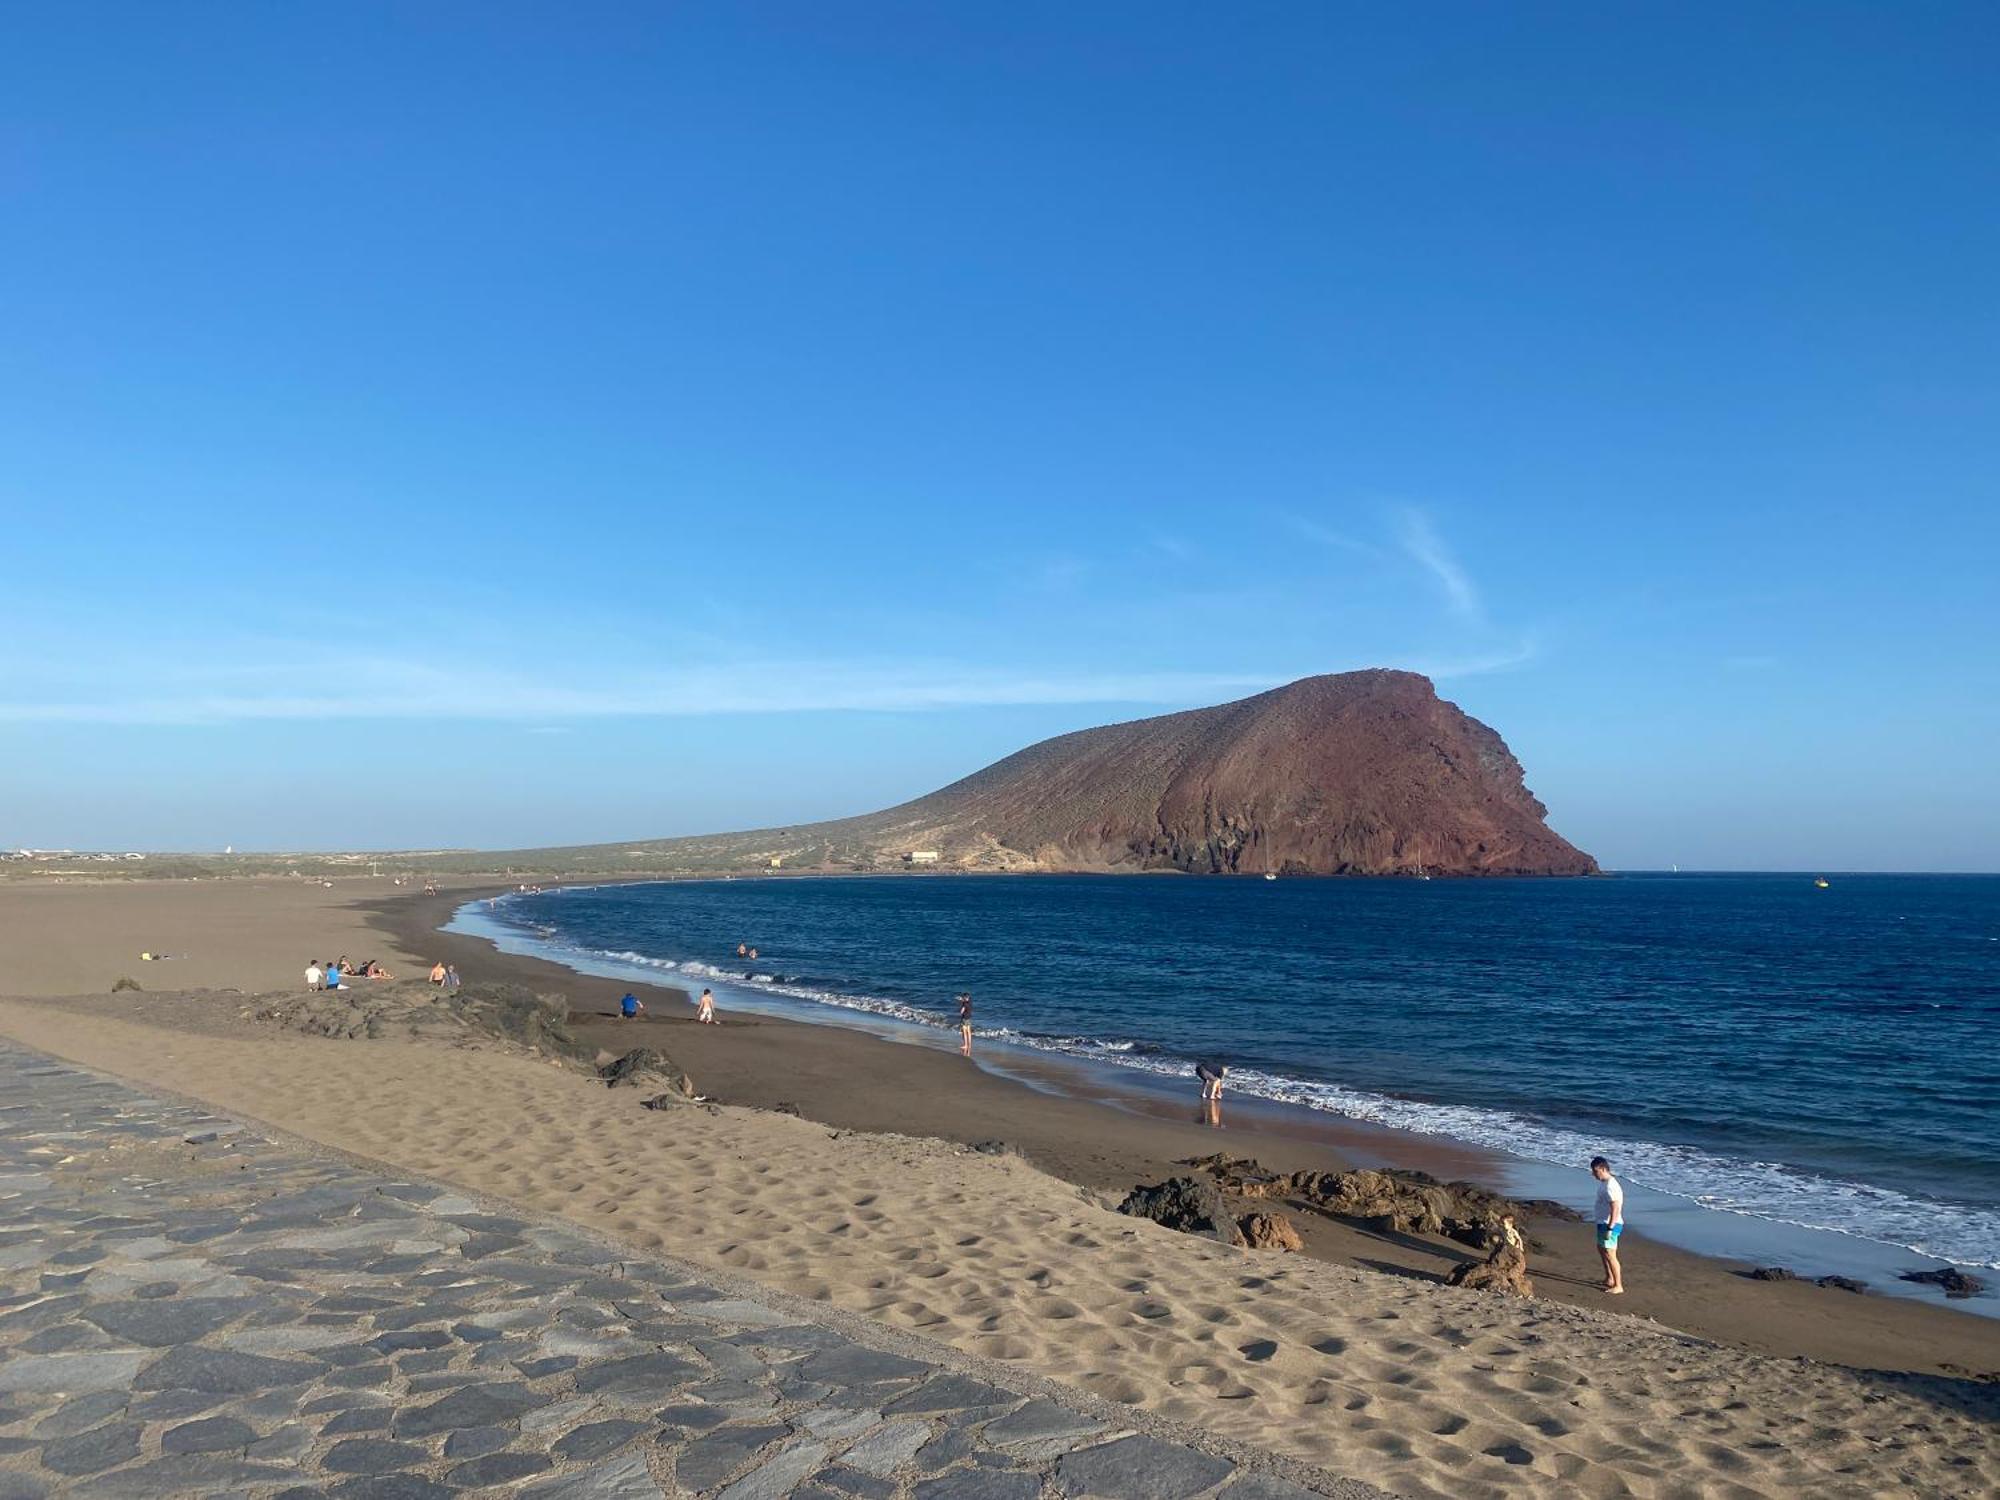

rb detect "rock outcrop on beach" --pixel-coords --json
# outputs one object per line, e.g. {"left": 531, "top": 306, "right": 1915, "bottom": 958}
{"left": 1238, "top": 1212, "right": 1305, "bottom": 1253}
{"left": 252, "top": 978, "right": 585, "bottom": 1055}
{"left": 1181, "top": 1153, "right": 1562, "bottom": 1247}
{"left": 1117, "top": 1177, "right": 1247, "bottom": 1246}
{"left": 598, "top": 1045, "right": 695, "bottom": 1102}
{"left": 515, "top": 670, "right": 1594, "bottom": 878}
{"left": 1446, "top": 1221, "right": 1534, "bottom": 1297}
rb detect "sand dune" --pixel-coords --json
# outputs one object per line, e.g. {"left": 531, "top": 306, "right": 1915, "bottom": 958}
{"left": 0, "top": 998, "right": 1989, "bottom": 1500}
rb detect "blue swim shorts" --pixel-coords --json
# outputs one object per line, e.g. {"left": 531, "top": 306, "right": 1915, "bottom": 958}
{"left": 1596, "top": 1222, "right": 1623, "bottom": 1247}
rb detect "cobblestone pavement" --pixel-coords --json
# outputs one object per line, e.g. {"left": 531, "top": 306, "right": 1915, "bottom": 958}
{"left": 0, "top": 1045, "right": 1385, "bottom": 1500}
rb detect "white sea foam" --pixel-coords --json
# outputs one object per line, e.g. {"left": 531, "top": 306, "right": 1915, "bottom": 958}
{"left": 450, "top": 896, "right": 2000, "bottom": 1271}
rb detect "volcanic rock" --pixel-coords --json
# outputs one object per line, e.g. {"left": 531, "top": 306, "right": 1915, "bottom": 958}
{"left": 1900, "top": 1267, "right": 1986, "bottom": 1299}
{"left": 1182, "top": 1154, "right": 1533, "bottom": 1243}
{"left": 599, "top": 1048, "right": 693, "bottom": 1099}
{"left": 1117, "top": 1178, "right": 1246, "bottom": 1246}
{"left": 529, "top": 671, "right": 1597, "bottom": 877}
{"left": 1237, "top": 1213, "right": 1304, "bottom": 1252}
{"left": 1446, "top": 1220, "right": 1533, "bottom": 1297}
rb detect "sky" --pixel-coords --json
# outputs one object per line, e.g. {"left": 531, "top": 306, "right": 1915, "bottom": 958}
{"left": 2, "top": 4, "right": 1996, "bottom": 871}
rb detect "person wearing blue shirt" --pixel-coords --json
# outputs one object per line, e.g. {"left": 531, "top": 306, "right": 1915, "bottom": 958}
{"left": 620, "top": 993, "right": 643, "bottom": 1019}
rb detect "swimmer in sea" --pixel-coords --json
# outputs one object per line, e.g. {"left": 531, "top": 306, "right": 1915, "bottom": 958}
{"left": 737, "top": 943, "right": 748, "bottom": 958}
{"left": 957, "top": 993, "right": 973, "bottom": 1056}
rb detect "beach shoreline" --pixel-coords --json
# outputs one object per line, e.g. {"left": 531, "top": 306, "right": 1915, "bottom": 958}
{"left": 376, "top": 881, "right": 2000, "bottom": 1367}
{"left": 1, "top": 874, "right": 1996, "bottom": 1498}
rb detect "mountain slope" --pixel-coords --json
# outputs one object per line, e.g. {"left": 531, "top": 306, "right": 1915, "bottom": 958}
{"left": 560, "top": 670, "right": 1596, "bottom": 877}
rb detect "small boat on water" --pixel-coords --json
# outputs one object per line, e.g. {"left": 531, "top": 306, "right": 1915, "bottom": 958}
{"left": 1263, "top": 872, "right": 1278, "bottom": 881}
{"left": 1814, "top": 876, "right": 1831, "bottom": 888}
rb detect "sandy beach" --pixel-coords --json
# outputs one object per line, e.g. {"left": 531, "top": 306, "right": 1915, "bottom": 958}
{"left": 1, "top": 876, "right": 1995, "bottom": 1499}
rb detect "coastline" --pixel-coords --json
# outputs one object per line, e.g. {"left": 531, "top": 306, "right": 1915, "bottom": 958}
{"left": 0, "top": 874, "right": 1995, "bottom": 1499}
{"left": 372, "top": 881, "right": 2000, "bottom": 1372}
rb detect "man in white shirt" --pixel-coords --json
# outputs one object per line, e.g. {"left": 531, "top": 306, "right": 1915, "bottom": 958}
{"left": 305, "top": 961, "right": 323, "bottom": 992}
{"left": 1591, "top": 1156, "right": 1626, "bottom": 1294}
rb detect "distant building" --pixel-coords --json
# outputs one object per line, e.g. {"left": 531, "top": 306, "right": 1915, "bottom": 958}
{"left": 768, "top": 856, "right": 784, "bottom": 868}
{"left": 905, "top": 850, "right": 941, "bottom": 865}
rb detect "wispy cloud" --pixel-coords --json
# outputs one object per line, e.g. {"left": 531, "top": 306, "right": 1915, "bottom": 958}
{"left": 0, "top": 656, "right": 1291, "bottom": 726}
{"left": 1394, "top": 507, "right": 1484, "bottom": 626}
{"left": 1281, "top": 515, "right": 1386, "bottom": 560}
{"left": 0, "top": 636, "right": 1546, "bottom": 726}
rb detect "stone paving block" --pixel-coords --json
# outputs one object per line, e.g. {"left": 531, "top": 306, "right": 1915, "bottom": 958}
{"left": 161, "top": 1413, "right": 258, "bottom": 1452}
{"left": 554, "top": 1416, "right": 649, "bottom": 1461}
{"left": 442, "top": 1424, "right": 513, "bottom": 1458}
{"left": 915, "top": 1472, "right": 1043, "bottom": 1500}
{"left": 796, "top": 1345, "right": 931, "bottom": 1387}
{"left": 393, "top": 1380, "right": 549, "bottom": 1436}
{"left": 447, "top": 1449, "right": 555, "bottom": 1486}
{"left": 521, "top": 1451, "right": 665, "bottom": 1499}
{"left": 1219, "top": 1476, "right": 1326, "bottom": 1500}
{"left": 0, "top": 1351, "right": 146, "bottom": 1393}
{"left": 716, "top": 1439, "right": 830, "bottom": 1500}
{"left": 814, "top": 1469, "right": 895, "bottom": 1500}
{"left": 982, "top": 1397, "right": 1109, "bottom": 1449}
{"left": 883, "top": 1374, "right": 1015, "bottom": 1415}
{"left": 29, "top": 1390, "right": 126, "bottom": 1437}
{"left": 39, "top": 1420, "right": 144, "bottom": 1475}
{"left": 1057, "top": 1434, "right": 1237, "bottom": 1498}
{"left": 134, "top": 1344, "right": 325, "bottom": 1393}
{"left": 840, "top": 1417, "right": 933, "bottom": 1476}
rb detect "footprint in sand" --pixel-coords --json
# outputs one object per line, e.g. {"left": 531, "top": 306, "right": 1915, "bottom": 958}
{"left": 1238, "top": 1339, "right": 1279, "bottom": 1362}
{"left": 1311, "top": 1336, "right": 1348, "bottom": 1357}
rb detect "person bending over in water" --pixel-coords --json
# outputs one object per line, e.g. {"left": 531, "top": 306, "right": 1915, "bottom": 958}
{"left": 1196, "top": 1061, "right": 1229, "bottom": 1101}
{"left": 620, "top": 992, "right": 644, "bottom": 1020}
{"left": 697, "top": 987, "right": 717, "bottom": 1024}
{"left": 1591, "top": 1155, "right": 1626, "bottom": 1294}
{"left": 957, "top": 993, "right": 973, "bottom": 1056}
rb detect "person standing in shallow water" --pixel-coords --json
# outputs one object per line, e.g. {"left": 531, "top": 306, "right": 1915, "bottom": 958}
{"left": 1591, "top": 1155, "right": 1626, "bottom": 1294}
{"left": 697, "top": 988, "right": 716, "bottom": 1024}
{"left": 957, "top": 993, "right": 973, "bottom": 1056}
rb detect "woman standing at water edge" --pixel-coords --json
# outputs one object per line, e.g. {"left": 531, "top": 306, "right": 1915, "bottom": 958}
{"left": 957, "top": 993, "right": 973, "bottom": 1056}
{"left": 1591, "top": 1156, "right": 1626, "bottom": 1294}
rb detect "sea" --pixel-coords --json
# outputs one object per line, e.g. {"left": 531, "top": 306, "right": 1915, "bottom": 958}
{"left": 450, "top": 872, "right": 2000, "bottom": 1291}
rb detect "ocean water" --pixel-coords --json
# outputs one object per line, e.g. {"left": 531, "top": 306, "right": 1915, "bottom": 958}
{"left": 466, "top": 873, "right": 2000, "bottom": 1271}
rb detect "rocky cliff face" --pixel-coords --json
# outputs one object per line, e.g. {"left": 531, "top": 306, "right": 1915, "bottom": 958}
{"left": 860, "top": 670, "right": 1595, "bottom": 876}
{"left": 583, "top": 670, "right": 1595, "bottom": 877}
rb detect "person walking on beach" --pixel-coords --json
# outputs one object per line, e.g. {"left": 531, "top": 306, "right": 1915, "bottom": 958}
{"left": 429, "top": 961, "right": 447, "bottom": 985}
{"left": 697, "top": 987, "right": 716, "bottom": 1024}
{"left": 620, "top": 992, "right": 644, "bottom": 1020}
{"left": 957, "top": 993, "right": 973, "bottom": 1056}
{"left": 1591, "top": 1156, "right": 1626, "bottom": 1294}
{"left": 305, "top": 960, "right": 323, "bottom": 992}
{"left": 443, "top": 964, "right": 461, "bottom": 993}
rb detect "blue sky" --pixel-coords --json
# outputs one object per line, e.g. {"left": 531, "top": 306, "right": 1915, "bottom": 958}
{"left": 3, "top": 5, "right": 1995, "bottom": 870}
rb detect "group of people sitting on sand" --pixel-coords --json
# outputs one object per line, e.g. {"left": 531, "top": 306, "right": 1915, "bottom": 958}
{"left": 304, "top": 955, "right": 392, "bottom": 991}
